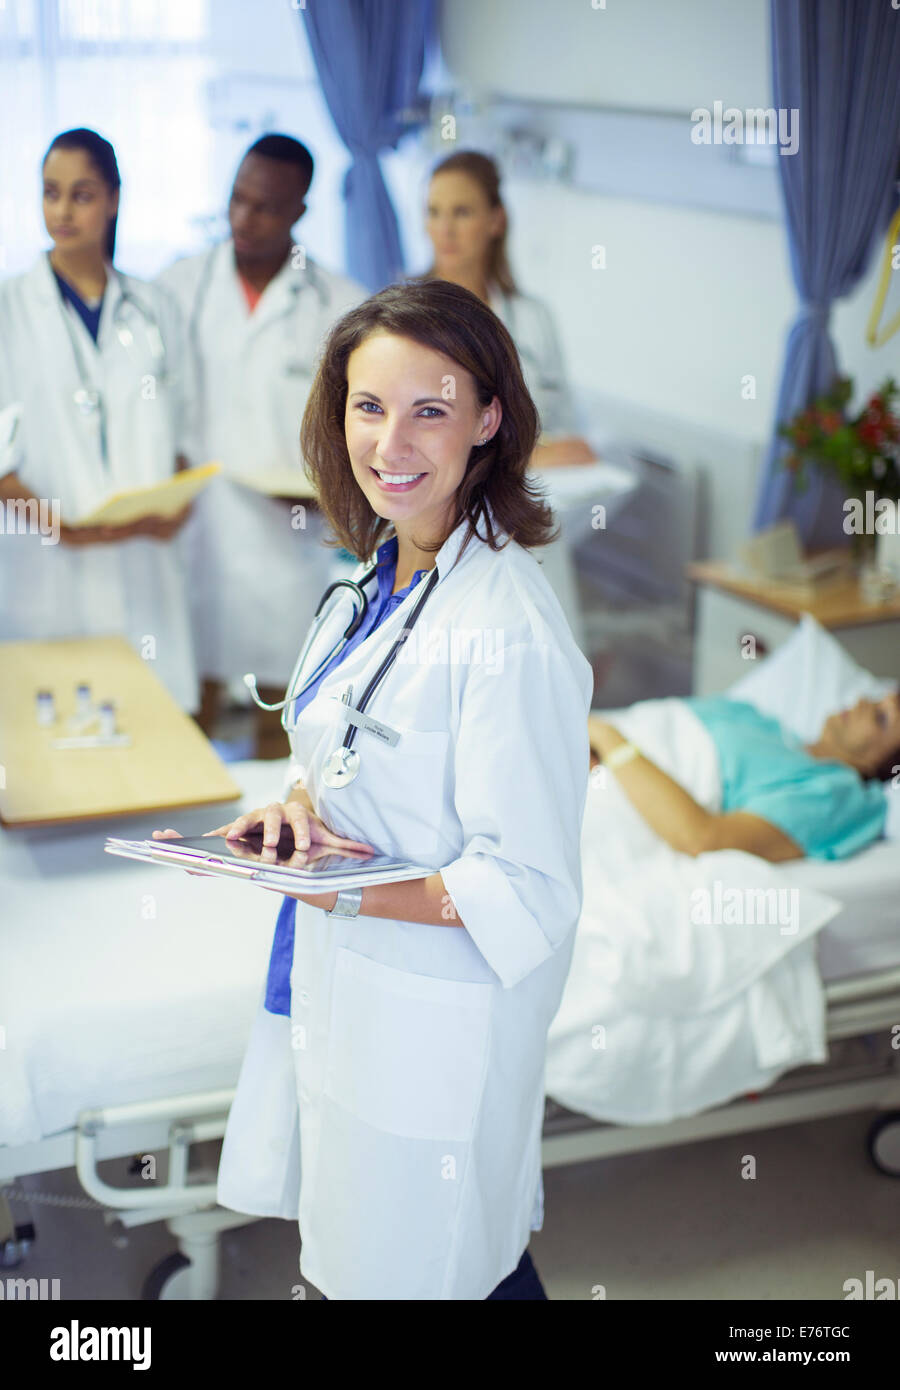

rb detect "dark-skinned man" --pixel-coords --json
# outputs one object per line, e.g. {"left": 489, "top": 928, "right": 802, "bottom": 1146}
{"left": 158, "top": 134, "right": 365, "bottom": 758}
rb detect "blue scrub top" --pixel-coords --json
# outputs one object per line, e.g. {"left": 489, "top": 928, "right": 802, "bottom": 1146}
{"left": 687, "top": 696, "right": 887, "bottom": 860}
{"left": 53, "top": 269, "right": 104, "bottom": 343}
{"left": 265, "top": 535, "right": 430, "bottom": 1017}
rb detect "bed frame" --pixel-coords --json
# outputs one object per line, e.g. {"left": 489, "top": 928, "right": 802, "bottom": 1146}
{"left": 3, "top": 964, "right": 899, "bottom": 1299}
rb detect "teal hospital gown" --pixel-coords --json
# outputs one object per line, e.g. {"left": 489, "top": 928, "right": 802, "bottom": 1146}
{"left": 686, "top": 696, "right": 887, "bottom": 860}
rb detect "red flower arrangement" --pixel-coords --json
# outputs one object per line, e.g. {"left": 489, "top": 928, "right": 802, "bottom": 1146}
{"left": 780, "top": 377, "right": 900, "bottom": 500}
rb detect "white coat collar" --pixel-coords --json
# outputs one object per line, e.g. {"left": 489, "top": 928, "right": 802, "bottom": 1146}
{"left": 28, "top": 250, "right": 121, "bottom": 307}
{"left": 374, "top": 503, "right": 508, "bottom": 588}
{"left": 487, "top": 283, "right": 509, "bottom": 316}
{"left": 28, "top": 252, "right": 60, "bottom": 304}
{"left": 29, "top": 251, "right": 125, "bottom": 352}
{"left": 437, "top": 504, "right": 507, "bottom": 580}
{"left": 222, "top": 237, "right": 322, "bottom": 328}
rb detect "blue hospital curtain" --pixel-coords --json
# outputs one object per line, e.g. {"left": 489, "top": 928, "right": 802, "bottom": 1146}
{"left": 299, "top": 0, "right": 433, "bottom": 291}
{"left": 752, "top": 0, "right": 900, "bottom": 547}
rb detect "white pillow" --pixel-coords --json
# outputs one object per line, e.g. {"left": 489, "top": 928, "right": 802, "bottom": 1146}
{"left": 726, "top": 614, "right": 899, "bottom": 837}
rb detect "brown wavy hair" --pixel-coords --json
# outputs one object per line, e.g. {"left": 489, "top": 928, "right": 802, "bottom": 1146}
{"left": 426, "top": 150, "right": 517, "bottom": 296}
{"left": 300, "top": 279, "right": 557, "bottom": 565}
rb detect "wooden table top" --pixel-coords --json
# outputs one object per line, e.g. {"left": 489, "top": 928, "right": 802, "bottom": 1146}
{"left": 0, "top": 636, "right": 241, "bottom": 827}
{"left": 686, "top": 558, "right": 900, "bottom": 629}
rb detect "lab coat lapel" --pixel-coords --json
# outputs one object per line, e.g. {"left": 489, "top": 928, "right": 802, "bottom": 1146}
{"left": 434, "top": 505, "right": 505, "bottom": 584}
{"left": 327, "top": 514, "right": 499, "bottom": 671}
{"left": 95, "top": 264, "right": 123, "bottom": 352}
{"left": 244, "top": 250, "right": 325, "bottom": 376}
{"left": 209, "top": 240, "right": 250, "bottom": 335}
{"left": 488, "top": 286, "right": 509, "bottom": 328}
{"left": 321, "top": 517, "right": 484, "bottom": 678}
{"left": 243, "top": 251, "right": 298, "bottom": 342}
{"left": 31, "top": 252, "right": 104, "bottom": 391}
{"left": 28, "top": 251, "right": 60, "bottom": 310}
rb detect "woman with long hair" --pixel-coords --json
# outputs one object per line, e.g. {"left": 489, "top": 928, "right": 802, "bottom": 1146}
{"left": 424, "top": 149, "right": 594, "bottom": 470}
{"left": 154, "top": 279, "right": 593, "bottom": 1298}
{"left": 0, "top": 127, "right": 198, "bottom": 708}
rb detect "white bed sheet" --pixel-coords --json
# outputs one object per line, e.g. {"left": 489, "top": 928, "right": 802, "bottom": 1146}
{"left": 0, "top": 759, "right": 287, "bottom": 1150}
{"left": 786, "top": 841, "right": 900, "bottom": 982}
{"left": 2, "top": 758, "right": 897, "bottom": 1151}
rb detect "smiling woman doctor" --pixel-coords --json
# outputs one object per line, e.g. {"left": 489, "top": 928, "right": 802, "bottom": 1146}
{"left": 160, "top": 280, "right": 592, "bottom": 1300}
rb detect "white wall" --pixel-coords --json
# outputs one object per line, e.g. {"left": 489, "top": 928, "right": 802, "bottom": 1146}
{"left": 440, "top": 0, "right": 770, "bottom": 114}
{"left": 436, "top": 0, "right": 900, "bottom": 560}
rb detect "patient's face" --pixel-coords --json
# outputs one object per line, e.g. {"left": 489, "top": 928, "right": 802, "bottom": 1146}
{"left": 818, "top": 692, "right": 900, "bottom": 777}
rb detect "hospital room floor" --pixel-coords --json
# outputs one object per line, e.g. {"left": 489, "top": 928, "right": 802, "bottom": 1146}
{"left": 8, "top": 1108, "right": 896, "bottom": 1300}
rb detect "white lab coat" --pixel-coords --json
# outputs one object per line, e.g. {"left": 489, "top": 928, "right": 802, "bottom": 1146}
{"left": 0, "top": 254, "right": 198, "bottom": 710}
{"left": 157, "top": 241, "right": 366, "bottom": 685}
{"left": 216, "top": 511, "right": 594, "bottom": 1299}
{"left": 489, "top": 288, "right": 577, "bottom": 438}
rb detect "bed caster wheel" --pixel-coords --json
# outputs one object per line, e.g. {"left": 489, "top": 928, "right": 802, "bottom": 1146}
{"left": 0, "top": 1223, "right": 35, "bottom": 1268}
{"left": 867, "top": 1113, "right": 900, "bottom": 1177}
{"left": 142, "top": 1251, "right": 192, "bottom": 1300}
{"left": 104, "top": 1216, "right": 129, "bottom": 1251}
{"left": 1, "top": 1239, "right": 26, "bottom": 1269}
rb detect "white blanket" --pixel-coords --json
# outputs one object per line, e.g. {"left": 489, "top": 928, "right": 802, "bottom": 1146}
{"left": 545, "top": 699, "right": 841, "bottom": 1124}
{"left": 0, "top": 762, "right": 284, "bottom": 1149}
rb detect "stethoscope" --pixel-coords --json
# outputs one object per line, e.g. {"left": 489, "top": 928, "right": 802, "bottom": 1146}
{"left": 244, "top": 561, "right": 440, "bottom": 788}
{"left": 189, "top": 241, "right": 331, "bottom": 380}
{"left": 59, "top": 263, "right": 168, "bottom": 465}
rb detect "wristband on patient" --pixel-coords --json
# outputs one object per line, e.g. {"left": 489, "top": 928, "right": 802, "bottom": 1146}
{"left": 605, "top": 741, "right": 640, "bottom": 771}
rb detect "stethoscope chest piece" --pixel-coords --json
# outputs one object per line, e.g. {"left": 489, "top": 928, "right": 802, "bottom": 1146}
{"left": 73, "top": 387, "right": 100, "bottom": 416}
{"left": 321, "top": 745, "right": 361, "bottom": 789}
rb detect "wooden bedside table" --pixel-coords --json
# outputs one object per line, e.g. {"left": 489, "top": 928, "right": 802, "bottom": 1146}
{"left": 687, "top": 558, "right": 900, "bottom": 694}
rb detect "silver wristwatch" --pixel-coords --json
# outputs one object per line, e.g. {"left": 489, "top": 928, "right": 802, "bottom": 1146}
{"left": 326, "top": 886, "right": 363, "bottom": 919}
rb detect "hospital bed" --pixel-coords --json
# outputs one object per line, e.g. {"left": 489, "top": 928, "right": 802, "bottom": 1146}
{"left": 3, "top": 714, "right": 899, "bottom": 1298}
{"left": 0, "top": 762, "right": 281, "bottom": 1300}
{"left": 540, "top": 835, "right": 900, "bottom": 1173}
{"left": 539, "top": 618, "right": 900, "bottom": 1183}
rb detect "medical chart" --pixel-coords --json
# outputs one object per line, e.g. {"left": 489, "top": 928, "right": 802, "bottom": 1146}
{"left": 68, "top": 461, "right": 221, "bottom": 527}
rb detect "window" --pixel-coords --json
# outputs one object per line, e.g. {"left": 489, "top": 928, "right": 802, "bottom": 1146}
{"left": 0, "top": 0, "right": 373, "bottom": 279}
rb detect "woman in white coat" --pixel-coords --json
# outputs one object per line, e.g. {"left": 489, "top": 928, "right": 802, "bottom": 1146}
{"left": 0, "top": 128, "right": 198, "bottom": 710}
{"left": 424, "top": 150, "right": 594, "bottom": 471}
{"left": 155, "top": 280, "right": 593, "bottom": 1299}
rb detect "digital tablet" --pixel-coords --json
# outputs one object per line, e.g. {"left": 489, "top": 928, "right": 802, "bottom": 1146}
{"left": 104, "top": 832, "right": 430, "bottom": 888}
{"left": 160, "top": 833, "right": 384, "bottom": 874}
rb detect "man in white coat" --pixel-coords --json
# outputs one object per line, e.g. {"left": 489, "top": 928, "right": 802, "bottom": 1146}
{"left": 158, "top": 134, "right": 365, "bottom": 756}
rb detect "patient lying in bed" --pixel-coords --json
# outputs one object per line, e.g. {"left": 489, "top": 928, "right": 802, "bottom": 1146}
{"left": 587, "top": 690, "right": 900, "bottom": 863}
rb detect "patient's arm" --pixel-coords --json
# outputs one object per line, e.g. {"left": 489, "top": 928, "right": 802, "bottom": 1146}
{"left": 588, "top": 717, "right": 804, "bottom": 863}
{"left": 699, "top": 811, "right": 804, "bottom": 862}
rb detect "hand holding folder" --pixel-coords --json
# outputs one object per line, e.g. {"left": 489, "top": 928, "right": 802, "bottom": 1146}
{"left": 63, "top": 461, "right": 221, "bottom": 536}
{"left": 60, "top": 508, "right": 192, "bottom": 547}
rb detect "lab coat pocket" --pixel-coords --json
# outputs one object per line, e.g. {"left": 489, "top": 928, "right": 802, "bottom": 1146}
{"left": 354, "top": 725, "right": 451, "bottom": 860}
{"left": 324, "top": 947, "right": 493, "bottom": 1142}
